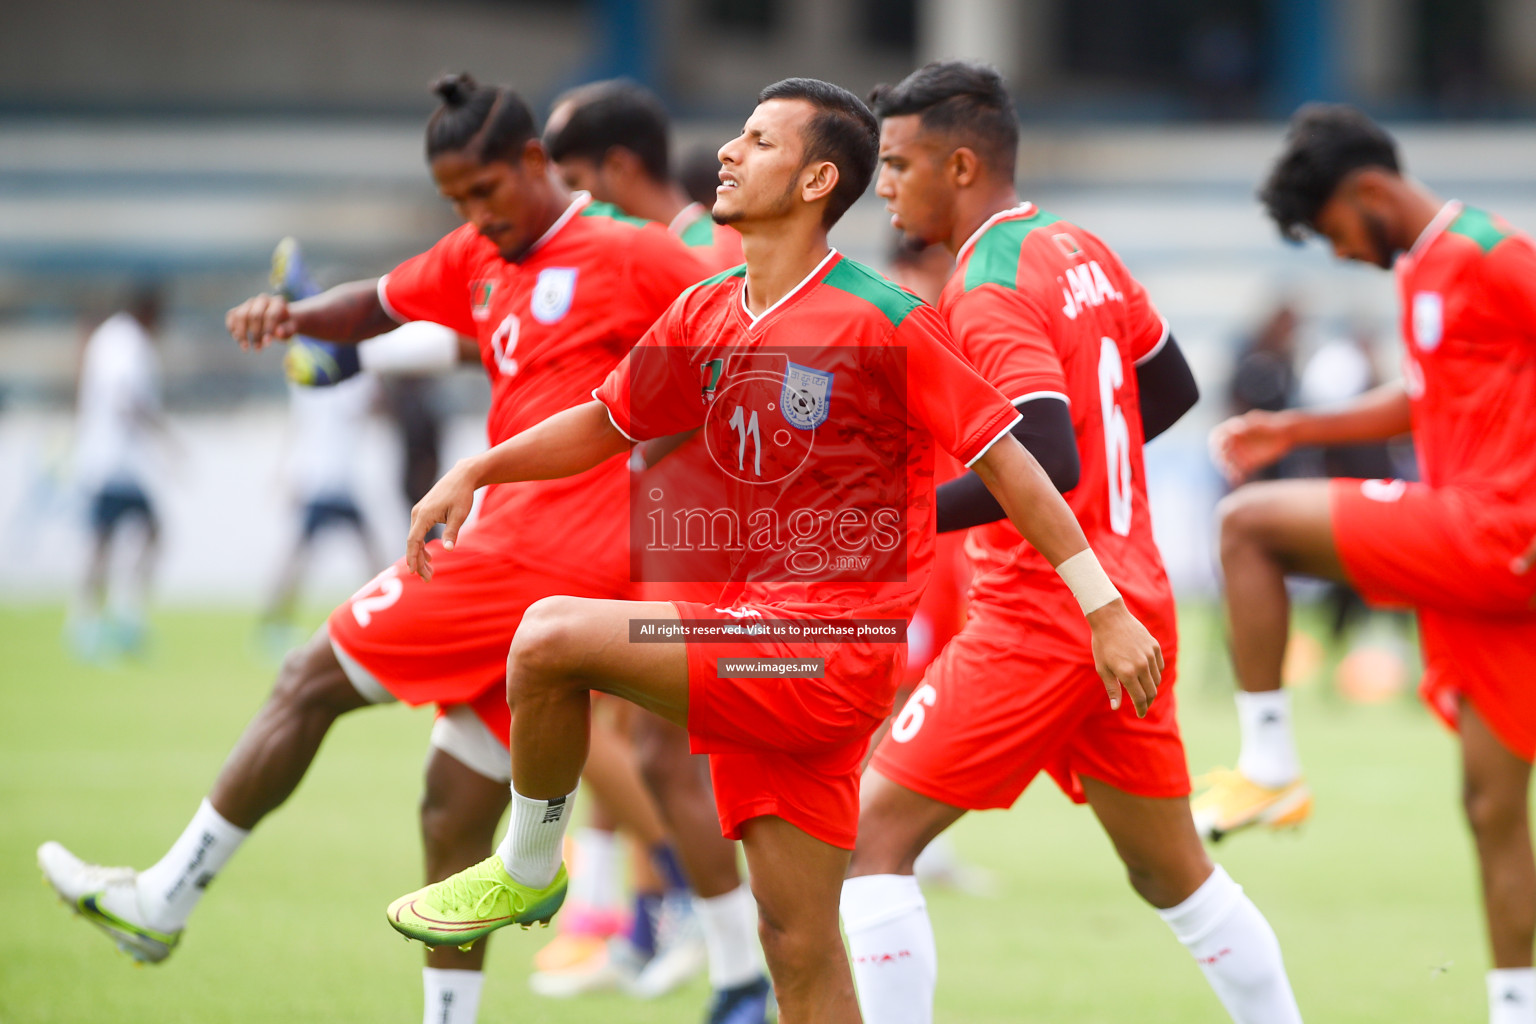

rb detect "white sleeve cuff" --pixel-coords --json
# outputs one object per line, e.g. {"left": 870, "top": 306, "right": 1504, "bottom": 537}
{"left": 591, "top": 389, "right": 641, "bottom": 442}
{"left": 964, "top": 411, "right": 1023, "bottom": 468}
{"left": 375, "top": 274, "right": 405, "bottom": 324}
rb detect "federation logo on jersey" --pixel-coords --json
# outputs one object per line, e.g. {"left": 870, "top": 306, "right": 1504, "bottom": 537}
{"left": 531, "top": 267, "right": 578, "bottom": 324}
{"left": 1413, "top": 291, "right": 1443, "bottom": 351}
{"left": 781, "top": 361, "right": 832, "bottom": 430}
{"left": 700, "top": 357, "right": 724, "bottom": 399}
{"left": 471, "top": 280, "right": 496, "bottom": 322}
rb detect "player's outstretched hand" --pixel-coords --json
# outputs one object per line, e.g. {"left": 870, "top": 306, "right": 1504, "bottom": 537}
{"left": 225, "top": 293, "right": 297, "bottom": 352}
{"left": 1086, "top": 600, "right": 1163, "bottom": 718}
{"left": 1209, "top": 410, "right": 1293, "bottom": 485}
{"left": 405, "top": 460, "right": 479, "bottom": 581}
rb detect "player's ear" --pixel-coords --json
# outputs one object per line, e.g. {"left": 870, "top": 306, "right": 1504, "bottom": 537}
{"left": 604, "top": 146, "right": 639, "bottom": 180}
{"left": 802, "top": 159, "right": 840, "bottom": 207}
{"left": 949, "top": 147, "right": 980, "bottom": 188}
{"left": 521, "top": 137, "right": 548, "bottom": 176}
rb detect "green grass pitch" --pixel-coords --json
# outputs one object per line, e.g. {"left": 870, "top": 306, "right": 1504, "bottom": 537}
{"left": 0, "top": 603, "right": 1491, "bottom": 1022}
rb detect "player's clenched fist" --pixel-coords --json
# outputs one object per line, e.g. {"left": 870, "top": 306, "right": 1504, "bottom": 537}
{"left": 1086, "top": 601, "right": 1164, "bottom": 718}
{"left": 225, "top": 293, "right": 297, "bottom": 352}
{"left": 1208, "top": 409, "right": 1294, "bottom": 485}
{"left": 405, "top": 457, "right": 482, "bottom": 581}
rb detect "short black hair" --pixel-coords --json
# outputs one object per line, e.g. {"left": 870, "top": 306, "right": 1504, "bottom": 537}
{"left": 758, "top": 77, "right": 879, "bottom": 229}
{"left": 546, "top": 79, "right": 671, "bottom": 182}
{"left": 869, "top": 61, "right": 1018, "bottom": 178}
{"left": 1259, "top": 103, "right": 1402, "bottom": 242}
{"left": 425, "top": 72, "right": 537, "bottom": 165}
{"left": 677, "top": 145, "right": 722, "bottom": 207}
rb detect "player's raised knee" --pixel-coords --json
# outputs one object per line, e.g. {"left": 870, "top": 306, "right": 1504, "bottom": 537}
{"left": 271, "top": 632, "right": 349, "bottom": 713}
{"left": 507, "top": 596, "right": 587, "bottom": 681}
{"left": 1215, "top": 486, "right": 1275, "bottom": 554}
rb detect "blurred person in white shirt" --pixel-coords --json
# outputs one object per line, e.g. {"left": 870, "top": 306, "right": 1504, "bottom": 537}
{"left": 70, "top": 285, "right": 168, "bottom": 658}
{"left": 261, "top": 373, "right": 384, "bottom": 648}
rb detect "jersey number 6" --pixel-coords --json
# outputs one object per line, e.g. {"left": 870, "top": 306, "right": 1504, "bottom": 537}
{"left": 1098, "top": 337, "right": 1133, "bottom": 537}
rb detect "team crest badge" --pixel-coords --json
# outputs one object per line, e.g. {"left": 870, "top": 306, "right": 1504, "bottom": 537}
{"left": 699, "top": 358, "right": 724, "bottom": 399}
{"left": 531, "top": 267, "right": 578, "bottom": 324}
{"left": 780, "top": 361, "right": 833, "bottom": 430}
{"left": 471, "top": 280, "right": 495, "bottom": 322}
{"left": 1413, "top": 291, "right": 1443, "bottom": 351}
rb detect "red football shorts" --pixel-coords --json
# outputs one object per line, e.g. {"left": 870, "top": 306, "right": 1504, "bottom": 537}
{"left": 870, "top": 618, "right": 1188, "bottom": 809}
{"left": 327, "top": 520, "right": 630, "bottom": 742}
{"left": 674, "top": 602, "right": 888, "bottom": 850}
{"left": 1331, "top": 478, "right": 1536, "bottom": 614}
{"left": 1332, "top": 478, "right": 1536, "bottom": 762}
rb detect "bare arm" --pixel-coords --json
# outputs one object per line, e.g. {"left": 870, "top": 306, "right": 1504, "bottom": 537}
{"left": 1210, "top": 382, "right": 1412, "bottom": 484}
{"left": 226, "top": 279, "right": 399, "bottom": 352}
{"left": 404, "top": 401, "right": 633, "bottom": 579}
{"left": 971, "top": 435, "right": 1164, "bottom": 716}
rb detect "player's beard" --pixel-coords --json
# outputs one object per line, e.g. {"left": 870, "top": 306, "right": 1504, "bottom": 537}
{"left": 712, "top": 171, "right": 801, "bottom": 227}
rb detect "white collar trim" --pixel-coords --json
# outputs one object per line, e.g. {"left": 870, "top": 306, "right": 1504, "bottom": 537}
{"left": 956, "top": 202, "right": 1036, "bottom": 265}
{"left": 668, "top": 202, "right": 706, "bottom": 236}
{"left": 1408, "top": 200, "right": 1462, "bottom": 258}
{"left": 524, "top": 191, "right": 591, "bottom": 259}
{"left": 740, "top": 248, "right": 839, "bottom": 326}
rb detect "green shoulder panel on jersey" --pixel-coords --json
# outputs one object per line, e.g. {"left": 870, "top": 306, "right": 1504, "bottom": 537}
{"left": 580, "top": 200, "right": 651, "bottom": 229}
{"left": 679, "top": 214, "right": 717, "bottom": 248}
{"left": 1448, "top": 206, "right": 1512, "bottom": 253}
{"left": 679, "top": 262, "right": 747, "bottom": 302}
{"left": 823, "top": 257, "right": 924, "bottom": 328}
{"left": 963, "top": 208, "right": 1062, "bottom": 292}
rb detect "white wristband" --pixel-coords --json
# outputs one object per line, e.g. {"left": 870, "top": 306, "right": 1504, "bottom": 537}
{"left": 357, "top": 321, "right": 460, "bottom": 376}
{"left": 1056, "top": 549, "right": 1120, "bottom": 615}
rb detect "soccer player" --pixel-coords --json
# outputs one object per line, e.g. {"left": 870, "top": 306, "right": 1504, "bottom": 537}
{"left": 545, "top": 78, "right": 744, "bottom": 272}
{"left": 542, "top": 77, "right": 772, "bottom": 1018}
{"left": 839, "top": 62, "right": 1302, "bottom": 1024}
{"left": 38, "top": 73, "right": 708, "bottom": 1024}
{"left": 1202, "top": 104, "right": 1536, "bottom": 1024}
{"left": 383, "top": 76, "right": 1163, "bottom": 1024}
{"left": 70, "top": 284, "right": 168, "bottom": 660}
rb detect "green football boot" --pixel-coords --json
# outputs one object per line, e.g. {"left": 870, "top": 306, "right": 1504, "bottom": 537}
{"left": 387, "top": 855, "right": 567, "bottom": 950}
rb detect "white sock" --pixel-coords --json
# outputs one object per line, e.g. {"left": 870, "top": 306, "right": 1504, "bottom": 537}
{"left": 422, "top": 967, "right": 484, "bottom": 1024}
{"left": 697, "top": 885, "right": 764, "bottom": 990}
{"left": 132, "top": 798, "right": 249, "bottom": 931}
{"left": 497, "top": 787, "right": 575, "bottom": 888}
{"left": 568, "top": 826, "right": 621, "bottom": 911}
{"left": 1489, "top": 968, "right": 1536, "bottom": 1024}
{"left": 1235, "top": 690, "right": 1301, "bottom": 788}
{"left": 1157, "top": 866, "right": 1302, "bottom": 1024}
{"left": 840, "top": 874, "right": 935, "bottom": 1024}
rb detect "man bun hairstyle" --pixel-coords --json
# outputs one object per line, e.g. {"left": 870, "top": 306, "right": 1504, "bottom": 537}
{"left": 546, "top": 79, "right": 671, "bottom": 182}
{"left": 1259, "top": 103, "right": 1401, "bottom": 242}
{"left": 426, "top": 72, "right": 537, "bottom": 165}
{"left": 758, "top": 77, "right": 879, "bottom": 229}
{"left": 869, "top": 61, "right": 1019, "bottom": 179}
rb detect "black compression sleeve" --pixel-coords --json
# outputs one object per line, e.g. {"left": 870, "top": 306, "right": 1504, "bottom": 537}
{"left": 936, "top": 397, "right": 1078, "bottom": 533}
{"left": 1135, "top": 335, "right": 1199, "bottom": 441}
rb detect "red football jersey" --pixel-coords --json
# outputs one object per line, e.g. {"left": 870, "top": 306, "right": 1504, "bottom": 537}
{"left": 1396, "top": 201, "right": 1536, "bottom": 503}
{"left": 670, "top": 201, "right": 745, "bottom": 274}
{"left": 380, "top": 192, "right": 709, "bottom": 571}
{"left": 595, "top": 250, "right": 1020, "bottom": 715}
{"left": 941, "top": 203, "right": 1177, "bottom": 653}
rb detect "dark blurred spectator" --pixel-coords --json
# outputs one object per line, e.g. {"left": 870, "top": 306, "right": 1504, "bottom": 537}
{"left": 1227, "top": 302, "right": 1301, "bottom": 480}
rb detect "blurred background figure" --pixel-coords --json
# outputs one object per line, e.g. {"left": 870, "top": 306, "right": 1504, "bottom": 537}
{"left": 259, "top": 372, "right": 383, "bottom": 654}
{"left": 68, "top": 283, "right": 170, "bottom": 660}
{"left": 1225, "top": 301, "right": 1301, "bottom": 480}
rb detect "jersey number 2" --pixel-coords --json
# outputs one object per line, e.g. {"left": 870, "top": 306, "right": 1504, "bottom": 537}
{"left": 1098, "top": 337, "right": 1132, "bottom": 537}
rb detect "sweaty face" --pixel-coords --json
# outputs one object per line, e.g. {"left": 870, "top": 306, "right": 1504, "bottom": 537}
{"left": 1313, "top": 185, "right": 1395, "bottom": 270}
{"left": 713, "top": 98, "right": 817, "bottom": 227}
{"left": 430, "top": 150, "right": 543, "bottom": 262}
{"left": 875, "top": 114, "right": 957, "bottom": 247}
